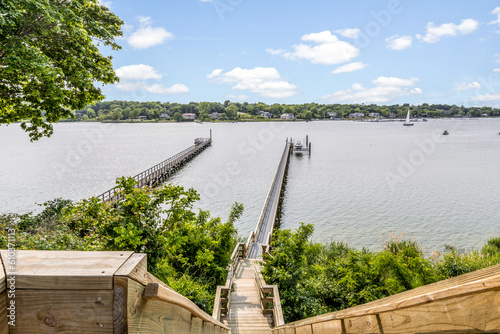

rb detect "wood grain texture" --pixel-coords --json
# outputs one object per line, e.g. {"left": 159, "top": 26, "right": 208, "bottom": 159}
{"left": 191, "top": 317, "right": 203, "bottom": 334}
{"left": 143, "top": 283, "right": 229, "bottom": 330}
{"left": 311, "top": 320, "right": 342, "bottom": 333}
{"left": 344, "top": 314, "right": 380, "bottom": 334}
{"left": 378, "top": 289, "right": 500, "bottom": 333}
{"left": 295, "top": 324, "right": 312, "bottom": 334}
{"left": 113, "top": 276, "right": 128, "bottom": 334}
{"left": 0, "top": 250, "right": 133, "bottom": 290}
{"left": 8, "top": 289, "right": 113, "bottom": 333}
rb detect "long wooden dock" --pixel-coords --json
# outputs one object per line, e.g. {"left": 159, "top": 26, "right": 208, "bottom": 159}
{"left": 214, "top": 139, "right": 291, "bottom": 333}
{"left": 96, "top": 137, "right": 211, "bottom": 201}
{"left": 248, "top": 140, "right": 292, "bottom": 259}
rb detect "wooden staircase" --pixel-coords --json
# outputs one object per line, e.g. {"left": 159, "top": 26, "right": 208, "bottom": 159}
{"left": 221, "top": 258, "right": 273, "bottom": 334}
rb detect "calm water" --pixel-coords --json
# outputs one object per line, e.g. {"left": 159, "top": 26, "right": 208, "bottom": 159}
{"left": 1, "top": 119, "right": 499, "bottom": 252}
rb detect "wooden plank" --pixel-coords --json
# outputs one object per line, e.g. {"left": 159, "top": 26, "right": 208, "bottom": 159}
{"left": 125, "top": 279, "right": 198, "bottom": 333}
{"left": 191, "top": 317, "right": 203, "bottom": 334}
{"left": 113, "top": 276, "right": 128, "bottom": 334}
{"left": 8, "top": 289, "right": 113, "bottom": 333}
{"left": 295, "top": 325, "right": 312, "bottom": 334}
{"left": 203, "top": 322, "right": 214, "bottom": 334}
{"left": 0, "top": 250, "right": 133, "bottom": 290}
{"left": 143, "top": 283, "right": 229, "bottom": 330}
{"left": 378, "top": 289, "right": 500, "bottom": 333}
{"left": 114, "top": 253, "right": 174, "bottom": 290}
{"left": 311, "top": 320, "right": 342, "bottom": 334}
{"left": 344, "top": 314, "right": 380, "bottom": 334}
{"left": 0, "top": 291, "right": 8, "bottom": 334}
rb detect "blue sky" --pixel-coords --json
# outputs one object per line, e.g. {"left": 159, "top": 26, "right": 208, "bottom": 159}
{"left": 99, "top": 0, "right": 500, "bottom": 106}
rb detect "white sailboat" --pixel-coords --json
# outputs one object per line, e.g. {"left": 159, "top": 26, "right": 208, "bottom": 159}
{"left": 403, "top": 108, "right": 413, "bottom": 126}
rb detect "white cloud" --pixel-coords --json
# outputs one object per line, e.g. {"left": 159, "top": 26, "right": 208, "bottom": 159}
{"left": 470, "top": 93, "right": 500, "bottom": 106}
{"left": 143, "top": 83, "right": 189, "bottom": 94}
{"left": 373, "top": 77, "right": 419, "bottom": 87}
{"left": 323, "top": 76, "right": 422, "bottom": 104}
{"left": 208, "top": 67, "right": 298, "bottom": 99}
{"left": 494, "top": 68, "right": 500, "bottom": 73}
{"left": 335, "top": 28, "right": 360, "bottom": 39}
{"left": 116, "top": 64, "right": 162, "bottom": 80}
{"left": 489, "top": 7, "right": 500, "bottom": 27}
{"left": 115, "top": 64, "right": 188, "bottom": 95}
{"left": 128, "top": 16, "right": 174, "bottom": 49}
{"left": 206, "top": 69, "right": 223, "bottom": 79}
{"left": 332, "top": 62, "right": 367, "bottom": 74}
{"left": 266, "top": 48, "right": 285, "bottom": 55}
{"left": 455, "top": 82, "right": 481, "bottom": 91}
{"left": 386, "top": 35, "right": 413, "bottom": 50}
{"left": 274, "top": 30, "right": 359, "bottom": 65}
{"left": 416, "top": 19, "right": 479, "bottom": 43}
{"left": 226, "top": 94, "right": 250, "bottom": 101}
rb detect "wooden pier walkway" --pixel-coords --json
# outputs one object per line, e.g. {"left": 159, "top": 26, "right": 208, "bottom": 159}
{"left": 214, "top": 140, "right": 291, "bottom": 333}
{"left": 221, "top": 259, "right": 273, "bottom": 334}
{"left": 248, "top": 140, "right": 292, "bottom": 259}
{"left": 96, "top": 137, "right": 211, "bottom": 201}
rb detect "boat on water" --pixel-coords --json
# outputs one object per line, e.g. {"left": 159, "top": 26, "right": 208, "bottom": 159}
{"left": 443, "top": 130, "right": 449, "bottom": 135}
{"left": 403, "top": 109, "right": 413, "bottom": 126}
{"left": 292, "top": 136, "right": 311, "bottom": 155}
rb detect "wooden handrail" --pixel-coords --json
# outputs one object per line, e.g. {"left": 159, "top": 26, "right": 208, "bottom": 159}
{"left": 273, "top": 263, "right": 500, "bottom": 333}
{"left": 144, "top": 283, "right": 229, "bottom": 330}
{"left": 253, "top": 262, "right": 285, "bottom": 327}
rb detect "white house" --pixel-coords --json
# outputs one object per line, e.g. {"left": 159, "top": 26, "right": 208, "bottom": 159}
{"left": 280, "top": 113, "right": 294, "bottom": 120}
{"left": 349, "top": 112, "right": 365, "bottom": 118}
{"left": 160, "top": 113, "right": 170, "bottom": 119}
{"left": 182, "top": 113, "right": 196, "bottom": 120}
{"left": 257, "top": 110, "right": 272, "bottom": 118}
{"left": 209, "top": 112, "right": 222, "bottom": 119}
{"left": 368, "top": 112, "right": 380, "bottom": 117}
{"left": 327, "top": 112, "right": 337, "bottom": 117}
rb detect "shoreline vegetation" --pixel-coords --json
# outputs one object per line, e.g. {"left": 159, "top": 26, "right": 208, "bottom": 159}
{"left": 1, "top": 179, "right": 499, "bottom": 319}
{"left": 69, "top": 100, "right": 500, "bottom": 123}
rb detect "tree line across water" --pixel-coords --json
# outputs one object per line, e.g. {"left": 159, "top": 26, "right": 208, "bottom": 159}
{"left": 1, "top": 179, "right": 499, "bottom": 319}
{"left": 74, "top": 100, "right": 500, "bottom": 121}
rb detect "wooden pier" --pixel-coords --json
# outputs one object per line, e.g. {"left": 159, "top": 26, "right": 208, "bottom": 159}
{"left": 96, "top": 137, "right": 211, "bottom": 201}
{"left": 214, "top": 139, "right": 292, "bottom": 333}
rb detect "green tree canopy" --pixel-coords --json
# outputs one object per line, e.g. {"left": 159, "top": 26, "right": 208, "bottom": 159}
{"left": 0, "top": 0, "right": 123, "bottom": 140}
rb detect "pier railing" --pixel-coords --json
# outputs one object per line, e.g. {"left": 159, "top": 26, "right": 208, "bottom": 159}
{"left": 97, "top": 138, "right": 211, "bottom": 202}
{"left": 212, "top": 242, "right": 245, "bottom": 321}
{"left": 271, "top": 262, "right": 500, "bottom": 333}
{"left": 249, "top": 140, "right": 292, "bottom": 258}
{"left": 254, "top": 263, "right": 285, "bottom": 327}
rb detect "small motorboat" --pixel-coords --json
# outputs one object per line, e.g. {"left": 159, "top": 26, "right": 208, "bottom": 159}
{"left": 443, "top": 130, "right": 449, "bottom": 135}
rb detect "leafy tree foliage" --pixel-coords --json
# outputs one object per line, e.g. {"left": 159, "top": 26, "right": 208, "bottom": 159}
{"left": 0, "top": 178, "right": 242, "bottom": 313}
{"left": 263, "top": 224, "right": 500, "bottom": 323}
{"left": 0, "top": 0, "right": 123, "bottom": 140}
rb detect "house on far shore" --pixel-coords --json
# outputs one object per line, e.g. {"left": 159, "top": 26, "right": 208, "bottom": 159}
{"left": 388, "top": 113, "right": 397, "bottom": 118}
{"left": 210, "top": 112, "right": 222, "bottom": 119}
{"left": 280, "top": 113, "right": 294, "bottom": 120}
{"left": 182, "top": 113, "right": 196, "bottom": 120}
{"left": 327, "top": 112, "right": 337, "bottom": 117}
{"left": 160, "top": 113, "right": 170, "bottom": 119}
{"left": 257, "top": 110, "right": 272, "bottom": 118}
{"left": 349, "top": 112, "right": 365, "bottom": 119}
{"left": 137, "top": 116, "right": 147, "bottom": 121}
{"left": 369, "top": 112, "right": 380, "bottom": 118}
